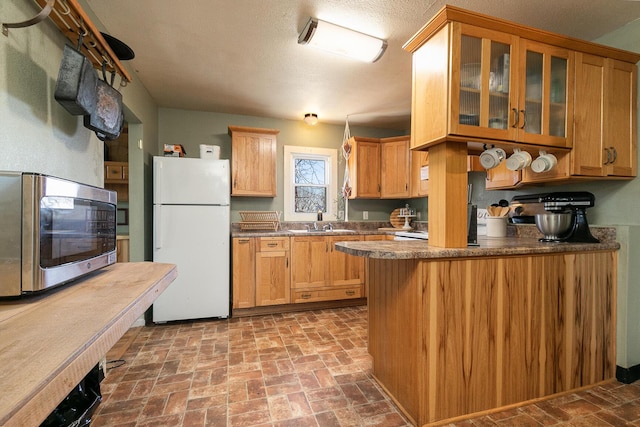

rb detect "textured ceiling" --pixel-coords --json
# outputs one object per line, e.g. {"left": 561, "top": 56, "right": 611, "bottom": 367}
{"left": 84, "top": 0, "right": 640, "bottom": 129}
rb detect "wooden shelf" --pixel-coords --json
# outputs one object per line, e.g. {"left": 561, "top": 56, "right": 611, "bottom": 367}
{"left": 33, "top": 0, "right": 131, "bottom": 83}
{"left": 0, "top": 262, "right": 177, "bottom": 426}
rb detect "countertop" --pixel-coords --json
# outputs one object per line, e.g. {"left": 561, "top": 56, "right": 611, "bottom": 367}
{"left": 0, "top": 262, "right": 177, "bottom": 427}
{"left": 232, "top": 229, "right": 393, "bottom": 238}
{"left": 334, "top": 234, "right": 619, "bottom": 259}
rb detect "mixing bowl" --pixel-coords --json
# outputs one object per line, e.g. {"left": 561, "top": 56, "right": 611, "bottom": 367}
{"left": 535, "top": 213, "right": 573, "bottom": 240}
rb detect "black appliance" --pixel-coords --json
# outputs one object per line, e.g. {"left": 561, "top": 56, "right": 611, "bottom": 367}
{"left": 509, "top": 192, "right": 599, "bottom": 243}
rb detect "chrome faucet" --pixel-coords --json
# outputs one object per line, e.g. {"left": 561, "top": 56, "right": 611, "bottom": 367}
{"left": 322, "top": 223, "right": 333, "bottom": 231}
{"left": 313, "top": 222, "right": 318, "bottom": 231}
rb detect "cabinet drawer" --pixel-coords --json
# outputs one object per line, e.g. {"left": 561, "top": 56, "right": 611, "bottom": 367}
{"left": 105, "top": 164, "right": 124, "bottom": 180}
{"left": 258, "top": 237, "right": 290, "bottom": 251}
{"left": 293, "top": 286, "right": 363, "bottom": 303}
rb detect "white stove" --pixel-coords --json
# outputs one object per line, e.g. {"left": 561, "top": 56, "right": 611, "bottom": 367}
{"left": 393, "top": 230, "right": 429, "bottom": 241}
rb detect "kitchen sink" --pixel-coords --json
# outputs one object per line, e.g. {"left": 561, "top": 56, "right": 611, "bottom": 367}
{"left": 288, "top": 229, "right": 356, "bottom": 233}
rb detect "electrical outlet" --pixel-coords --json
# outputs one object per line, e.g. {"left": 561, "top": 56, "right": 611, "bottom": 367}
{"left": 363, "top": 211, "right": 368, "bottom": 220}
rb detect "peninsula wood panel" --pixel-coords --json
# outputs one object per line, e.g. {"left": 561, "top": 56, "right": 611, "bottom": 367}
{"left": 368, "top": 259, "right": 421, "bottom": 426}
{"left": 367, "top": 251, "right": 616, "bottom": 425}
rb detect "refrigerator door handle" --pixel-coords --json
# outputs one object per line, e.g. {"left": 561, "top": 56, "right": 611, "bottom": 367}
{"left": 154, "top": 205, "right": 162, "bottom": 249}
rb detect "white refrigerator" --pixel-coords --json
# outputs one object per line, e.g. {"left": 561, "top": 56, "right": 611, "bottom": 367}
{"left": 152, "top": 156, "right": 230, "bottom": 322}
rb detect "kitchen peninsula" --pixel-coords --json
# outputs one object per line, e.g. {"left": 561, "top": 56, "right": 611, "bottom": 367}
{"left": 335, "top": 231, "right": 618, "bottom": 426}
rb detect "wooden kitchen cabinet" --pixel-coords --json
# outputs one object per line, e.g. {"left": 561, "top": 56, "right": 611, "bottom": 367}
{"left": 228, "top": 126, "right": 279, "bottom": 197}
{"left": 115, "top": 236, "right": 129, "bottom": 263}
{"left": 347, "top": 137, "right": 380, "bottom": 198}
{"left": 410, "top": 151, "right": 429, "bottom": 198}
{"left": 410, "top": 21, "right": 572, "bottom": 150}
{"left": 104, "top": 161, "right": 128, "bottom": 201}
{"left": 255, "top": 237, "right": 290, "bottom": 306}
{"left": 291, "top": 235, "right": 364, "bottom": 303}
{"left": 291, "top": 235, "right": 329, "bottom": 289}
{"left": 572, "top": 53, "right": 637, "bottom": 177}
{"left": 347, "top": 135, "right": 412, "bottom": 199}
{"left": 232, "top": 237, "right": 255, "bottom": 309}
{"left": 485, "top": 161, "right": 521, "bottom": 189}
{"left": 104, "top": 161, "right": 128, "bottom": 182}
{"left": 380, "top": 136, "right": 410, "bottom": 198}
{"left": 328, "top": 235, "right": 365, "bottom": 286}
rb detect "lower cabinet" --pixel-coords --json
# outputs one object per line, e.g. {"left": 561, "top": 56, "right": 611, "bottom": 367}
{"left": 232, "top": 234, "right": 379, "bottom": 311}
{"left": 232, "top": 236, "right": 291, "bottom": 308}
{"left": 115, "top": 236, "right": 129, "bottom": 263}
{"left": 291, "top": 235, "right": 364, "bottom": 303}
{"left": 255, "top": 237, "right": 290, "bottom": 306}
{"left": 232, "top": 238, "right": 255, "bottom": 308}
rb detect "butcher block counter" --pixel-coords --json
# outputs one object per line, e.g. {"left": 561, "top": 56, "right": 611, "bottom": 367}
{"left": 335, "top": 232, "right": 618, "bottom": 426}
{"left": 0, "top": 262, "right": 177, "bottom": 427}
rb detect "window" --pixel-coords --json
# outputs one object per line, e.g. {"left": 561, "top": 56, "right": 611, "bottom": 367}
{"left": 284, "top": 146, "right": 337, "bottom": 221}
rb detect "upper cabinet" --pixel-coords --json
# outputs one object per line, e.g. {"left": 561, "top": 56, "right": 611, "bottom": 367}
{"left": 405, "top": 5, "right": 639, "bottom": 189}
{"left": 380, "top": 136, "right": 411, "bottom": 199}
{"left": 346, "top": 135, "right": 412, "bottom": 199}
{"left": 412, "top": 22, "right": 573, "bottom": 150}
{"left": 347, "top": 137, "right": 381, "bottom": 198}
{"left": 228, "top": 126, "right": 279, "bottom": 197}
{"left": 572, "top": 54, "right": 637, "bottom": 177}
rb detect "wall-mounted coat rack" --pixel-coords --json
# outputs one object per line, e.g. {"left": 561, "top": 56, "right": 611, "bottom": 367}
{"left": 2, "top": 0, "right": 132, "bottom": 84}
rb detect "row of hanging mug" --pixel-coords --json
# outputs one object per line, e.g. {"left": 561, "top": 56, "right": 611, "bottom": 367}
{"left": 480, "top": 147, "right": 557, "bottom": 173}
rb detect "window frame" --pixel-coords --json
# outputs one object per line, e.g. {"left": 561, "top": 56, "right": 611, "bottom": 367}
{"left": 283, "top": 145, "right": 338, "bottom": 222}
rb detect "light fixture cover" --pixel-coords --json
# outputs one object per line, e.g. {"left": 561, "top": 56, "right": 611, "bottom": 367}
{"left": 304, "top": 113, "right": 318, "bottom": 125}
{"left": 298, "top": 18, "right": 387, "bottom": 63}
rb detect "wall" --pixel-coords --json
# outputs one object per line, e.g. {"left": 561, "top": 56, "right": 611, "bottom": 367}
{"left": 1, "top": 0, "right": 160, "bottom": 264}
{"left": 0, "top": 1, "right": 103, "bottom": 185}
{"left": 592, "top": 21, "right": 640, "bottom": 370}
{"left": 158, "top": 108, "right": 405, "bottom": 222}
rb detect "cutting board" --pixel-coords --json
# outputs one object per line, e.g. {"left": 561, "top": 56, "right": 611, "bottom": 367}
{"left": 390, "top": 208, "right": 408, "bottom": 229}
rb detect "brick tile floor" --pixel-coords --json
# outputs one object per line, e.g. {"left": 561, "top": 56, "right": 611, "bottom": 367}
{"left": 92, "top": 306, "right": 640, "bottom": 426}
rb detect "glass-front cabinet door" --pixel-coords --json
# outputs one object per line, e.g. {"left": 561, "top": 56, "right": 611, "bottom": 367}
{"left": 451, "top": 24, "right": 518, "bottom": 141}
{"left": 517, "top": 40, "right": 573, "bottom": 148}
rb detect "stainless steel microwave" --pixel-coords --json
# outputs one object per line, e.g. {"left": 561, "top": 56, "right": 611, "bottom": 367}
{"left": 0, "top": 172, "right": 117, "bottom": 297}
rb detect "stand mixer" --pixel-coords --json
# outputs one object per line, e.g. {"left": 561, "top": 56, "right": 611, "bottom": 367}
{"left": 539, "top": 192, "right": 599, "bottom": 243}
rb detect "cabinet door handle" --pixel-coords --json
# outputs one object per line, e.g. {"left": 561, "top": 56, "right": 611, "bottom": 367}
{"left": 238, "top": 239, "right": 250, "bottom": 244}
{"left": 519, "top": 110, "right": 526, "bottom": 130}
{"left": 611, "top": 147, "right": 618, "bottom": 164}
{"left": 233, "top": 178, "right": 237, "bottom": 188}
{"left": 511, "top": 108, "right": 519, "bottom": 128}
{"left": 405, "top": 183, "right": 408, "bottom": 191}
{"left": 604, "top": 147, "right": 611, "bottom": 165}
{"left": 267, "top": 242, "right": 278, "bottom": 247}
{"left": 286, "top": 257, "right": 289, "bottom": 268}
{"left": 301, "top": 293, "right": 312, "bottom": 299}
{"left": 346, "top": 290, "right": 356, "bottom": 296}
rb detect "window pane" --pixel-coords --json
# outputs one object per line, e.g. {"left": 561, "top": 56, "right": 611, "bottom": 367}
{"left": 295, "top": 159, "right": 325, "bottom": 185}
{"left": 294, "top": 186, "right": 326, "bottom": 213}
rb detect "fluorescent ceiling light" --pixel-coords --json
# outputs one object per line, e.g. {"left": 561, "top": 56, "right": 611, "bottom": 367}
{"left": 298, "top": 18, "right": 387, "bottom": 63}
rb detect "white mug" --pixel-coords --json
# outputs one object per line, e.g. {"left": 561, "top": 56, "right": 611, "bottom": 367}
{"left": 506, "top": 149, "right": 532, "bottom": 171}
{"left": 531, "top": 151, "right": 557, "bottom": 173}
{"left": 479, "top": 148, "right": 506, "bottom": 170}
